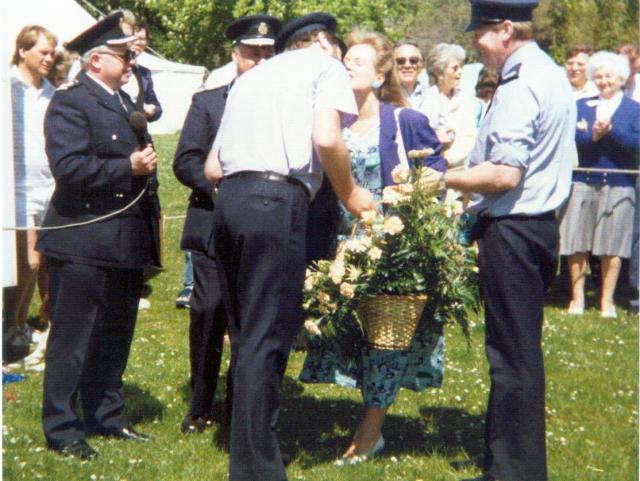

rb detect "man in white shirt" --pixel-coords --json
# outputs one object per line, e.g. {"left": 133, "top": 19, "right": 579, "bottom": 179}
{"left": 5, "top": 25, "right": 57, "bottom": 365}
{"left": 205, "top": 12, "right": 375, "bottom": 481}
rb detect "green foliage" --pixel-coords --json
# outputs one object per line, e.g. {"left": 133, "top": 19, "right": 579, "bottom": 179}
{"left": 537, "top": 0, "right": 639, "bottom": 62}
{"left": 81, "top": 1, "right": 638, "bottom": 69}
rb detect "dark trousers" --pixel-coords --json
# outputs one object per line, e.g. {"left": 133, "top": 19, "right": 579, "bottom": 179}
{"left": 42, "top": 259, "right": 142, "bottom": 448}
{"left": 213, "top": 176, "right": 309, "bottom": 481}
{"left": 475, "top": 214, "right": 557, "bottom": 481}
{"left": 187, "top": 251, "right": 229, "bottom": 418}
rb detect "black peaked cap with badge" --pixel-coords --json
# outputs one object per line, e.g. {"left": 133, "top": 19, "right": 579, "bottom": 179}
{"left": 226, "top": 14, "right": 282, "bottom": 46}
{"left": 65, "top": 11, "right": 137, "bottom": 54}
{"left": 274, "top": 12, "right": 337, "bottom": 54}
{"left": 465, "top": 0, "right": 539, "bottom": 32}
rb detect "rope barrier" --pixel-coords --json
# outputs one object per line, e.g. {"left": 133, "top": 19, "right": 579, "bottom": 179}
{"left": 4, "top": 166, "right": 638, "bottom": 230}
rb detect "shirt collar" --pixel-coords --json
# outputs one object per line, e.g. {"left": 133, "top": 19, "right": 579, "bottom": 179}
{"left": 501, "top": 41, "right": 536, "bottom": 78}
{"left": 10, "top": 65, "right": 54, "bottom": 96}
{"left": 86, "top": 72, "right": 116, "bottom": 95}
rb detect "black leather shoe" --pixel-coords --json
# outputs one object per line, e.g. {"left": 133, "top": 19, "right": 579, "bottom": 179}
{"left": 51, "top": 440, "right": 98, "bottom": 460}
{"left": 180, "top": 415, "right": 212, "bottom": 434}
{"left": 93, "top": 425, "right": 150, "bottom": 443}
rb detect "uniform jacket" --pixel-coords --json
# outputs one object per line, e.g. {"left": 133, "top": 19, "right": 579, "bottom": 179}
{"left": 37, "top": 70, "right": 161, "bottom": 268}
{"left": 134, "top": 64, "right": 163, "bottom": 122}
{"left": 574, "top": 94, "right": 640, "bottom": 188}
{"left": 173, "top": 85, "right": 227, "bottom": 253}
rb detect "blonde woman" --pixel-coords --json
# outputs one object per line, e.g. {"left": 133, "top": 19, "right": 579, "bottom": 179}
{"left": 300, "top": 30, "right": 446, "bottom": 465}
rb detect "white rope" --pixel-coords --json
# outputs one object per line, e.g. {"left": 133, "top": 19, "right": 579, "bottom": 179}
{"left": 3, "top": 187, "right": 147, "bottom": 232}
{"left": 573, "top": 167, "right": 639, "bottom": 175}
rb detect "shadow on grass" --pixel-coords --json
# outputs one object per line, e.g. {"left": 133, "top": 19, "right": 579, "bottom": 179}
{"left": 124, "top": 383, "right": 165, "bottom": 424}
{"left": 211, "top": 375, "right": 484, "bottom": 469}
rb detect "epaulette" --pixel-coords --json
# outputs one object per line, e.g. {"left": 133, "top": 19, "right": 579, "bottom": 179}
{"left": 57, "top": 79, "right": 80, "bottom": 91}
{"left": 498, "top": 63, "right": 521, "bottom": 86}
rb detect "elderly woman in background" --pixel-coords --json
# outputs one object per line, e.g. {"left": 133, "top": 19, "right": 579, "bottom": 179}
{"left": 421, "top": 43, "right": 476, "bottom": 172}
{"left": 392, "top": 42, "right": 427, "bottom": 110}
{"left": 300, "top": 29, "right": 446, "bottom": 465}
{"left": 565, "top": 44, "right": 599, "bottom": 100}
{"left": 559, "top": 51, "right": 640, "bottom": 318}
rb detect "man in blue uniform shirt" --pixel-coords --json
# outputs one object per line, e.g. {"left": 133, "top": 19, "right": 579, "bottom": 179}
{"left": 205, "top": 12, "right": 376, "bottom": 481}
{"left": 37, "top": 12, "right": 161, "bottom": 460}
{"left": 422, "top": 2, "right": 576, "bottom": 480}
{"left": 173, "top": 14, "right": 282, "bottom": 435}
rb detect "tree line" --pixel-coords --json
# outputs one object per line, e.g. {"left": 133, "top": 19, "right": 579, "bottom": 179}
{"left": 84, "top": 0, "right": 638, "bottom": 69}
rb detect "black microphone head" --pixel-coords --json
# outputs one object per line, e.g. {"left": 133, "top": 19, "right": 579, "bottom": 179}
{"left": 129, "top": 111, "right": 147, "bottom": 134}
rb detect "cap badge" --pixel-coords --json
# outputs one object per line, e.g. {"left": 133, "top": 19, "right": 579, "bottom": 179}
{"left": 258, "top": 22, "right": 269, "bottom": 35}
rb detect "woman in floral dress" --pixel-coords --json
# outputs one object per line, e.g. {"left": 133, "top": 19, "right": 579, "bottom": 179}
{"left": 300, "top": 30, "right": 447, "bottom": 464}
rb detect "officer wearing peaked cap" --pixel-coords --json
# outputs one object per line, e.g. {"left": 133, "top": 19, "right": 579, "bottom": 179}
{"left": 172, "top": 13, "right": 281, "bottom": 435}
{"left": 419, "top": 2, "right": 576, "bottom": 481}
{"left": 203, "top": 11, "right": 375, "bottom": 481}
{"left": 37, "top": 11, "right": 161, "bottom": 460}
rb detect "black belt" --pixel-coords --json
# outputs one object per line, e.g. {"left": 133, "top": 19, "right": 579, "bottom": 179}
{"left": 479, "top": 211, "right": 557, "bottom": 222}
{"left": 224, "top": 171, "right": 310, "bottom": 198}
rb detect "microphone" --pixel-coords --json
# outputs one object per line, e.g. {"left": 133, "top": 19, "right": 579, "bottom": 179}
{"left": 129, "top": 111, "right": 148, "bottom": 149}
{"left": 128, "top": 111, "right": 158, "bottom": 196}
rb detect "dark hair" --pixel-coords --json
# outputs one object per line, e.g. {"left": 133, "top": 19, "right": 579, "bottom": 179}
{"left": 12, "top": 25, "right": 57, "bottom": 65}
{"left": 286, "top": 29, "right": 340, "bottom": 51}
{"left": 475, "top": 66, "right": 499, "bottom": 101}
{"left": 565, "top": 44, "right": 593, "bottom": 60}
{"left": 135, "top": 19, "right": 150, "bottom": 40}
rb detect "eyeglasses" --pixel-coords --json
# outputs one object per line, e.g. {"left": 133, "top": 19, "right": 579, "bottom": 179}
{"left": 395, "top": 56, "right": 421, "bottom": 66}
{"left": 98, "top": 49, "right": 136, "bottom": 63}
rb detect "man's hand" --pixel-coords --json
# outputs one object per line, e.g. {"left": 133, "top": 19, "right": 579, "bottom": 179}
{"left": 143, "top": 103, "right": 157, "bottom": 119}
{"left": 343, "top": 186, "right": 376, "bottom": 218}
{"left": 204, "top": 147, "right": 223, "bottom": 184}
{"left": 130, "top": 145, "right": 157, "bottom": 175}
{"left": 417, "top": 167, "right": 445, "bottom": 195}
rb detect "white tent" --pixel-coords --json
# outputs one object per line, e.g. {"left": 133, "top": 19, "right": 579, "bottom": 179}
{"left": 5, "top": 0, "right": 207, "bottom": 134}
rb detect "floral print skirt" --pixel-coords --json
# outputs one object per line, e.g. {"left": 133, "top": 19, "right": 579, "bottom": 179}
{"left": 299, "top": 313, "right": 445, "bottom": 408}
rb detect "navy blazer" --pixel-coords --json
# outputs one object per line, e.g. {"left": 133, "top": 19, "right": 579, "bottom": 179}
{"left": 37, "top": 71, "right": 161, "bottom": 268}
{"left": 173, "top": 85, "right": 228, "bottom": 253}
{"left": 134, "top": 64, "right": 163, "bottom": 122}
{"left": 378, "top": 101, "right": 447, "bottom": 185}
{"left": 574, "top": 95, "right": 640, "bottom": 187}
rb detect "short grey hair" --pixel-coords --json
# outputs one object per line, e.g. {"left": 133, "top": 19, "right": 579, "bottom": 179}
{"left": 426, "top": 43, "right": 466, "bottom": 84}
{"left": 80, "top": 46, "right": 104, "bottom": 69}
{"left": 587, "top": 51, "right": 630, "bottom": 83}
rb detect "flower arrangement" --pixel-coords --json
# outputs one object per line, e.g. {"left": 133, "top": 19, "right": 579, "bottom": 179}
{"left": 302, "top": 165, "right": 480, "bottom": 348}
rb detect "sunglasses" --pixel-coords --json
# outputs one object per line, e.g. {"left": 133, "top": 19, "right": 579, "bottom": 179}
{"left": 395, "top": 56, "right": 421, "bottom": 66}
{"left": 98, "top": 49, "right": 136, "bottom": 63}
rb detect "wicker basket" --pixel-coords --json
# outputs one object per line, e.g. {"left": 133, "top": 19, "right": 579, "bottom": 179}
{"left": 358, "top": 294, "right": 428, "bottom": 350}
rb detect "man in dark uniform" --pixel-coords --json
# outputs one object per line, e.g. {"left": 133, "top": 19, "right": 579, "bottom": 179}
{"left": 37, "top": 12, "right": 161, "bottom": 460}
{"left": 173, "top": 14, "right": 281, "bottom": 434}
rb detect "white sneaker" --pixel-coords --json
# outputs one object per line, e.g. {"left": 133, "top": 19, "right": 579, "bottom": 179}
{"left": 138, "top": 298, "right": 151, "bottom": 310}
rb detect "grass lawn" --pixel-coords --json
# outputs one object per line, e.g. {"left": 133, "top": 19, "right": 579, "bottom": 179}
{"left": 3, "top": 134, "right": 638, "bottom": 481}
